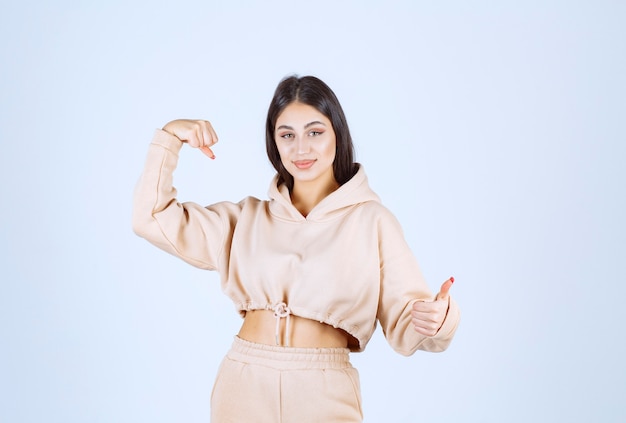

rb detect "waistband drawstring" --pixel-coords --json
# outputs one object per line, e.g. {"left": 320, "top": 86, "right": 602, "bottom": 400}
{"left": 273, "top": 302, "right": 291, "bottom": 347}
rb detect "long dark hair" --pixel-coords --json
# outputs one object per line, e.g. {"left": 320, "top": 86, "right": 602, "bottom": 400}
{"left": 265, "top": 75, "right": 357, "bottom": 191}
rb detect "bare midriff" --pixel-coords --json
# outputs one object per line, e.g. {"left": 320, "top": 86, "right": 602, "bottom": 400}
{"left": 238, "top": 309, "right": 349, "bottom": 348}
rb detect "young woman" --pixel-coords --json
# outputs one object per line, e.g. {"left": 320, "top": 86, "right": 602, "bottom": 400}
{"left": 132, "top": 75, "right": 460, "bottom": 422}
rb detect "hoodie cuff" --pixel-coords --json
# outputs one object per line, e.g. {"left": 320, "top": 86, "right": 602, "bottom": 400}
{"left": 151, "top": 128, "right": 183, "bottom": 153}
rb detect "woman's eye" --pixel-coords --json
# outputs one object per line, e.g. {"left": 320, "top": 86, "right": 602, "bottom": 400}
{"left": 280, "top": 133, "right": 294, "bottom": 139}
{"left": 309, "top": 130, "right": 323, "bottom": 136}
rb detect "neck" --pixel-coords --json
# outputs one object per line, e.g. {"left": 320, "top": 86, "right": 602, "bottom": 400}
{"left": 291, "top": 178, "right": 339, "bottom": 217}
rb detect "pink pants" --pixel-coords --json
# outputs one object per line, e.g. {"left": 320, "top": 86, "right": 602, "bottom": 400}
{"left": 210, "top": 337, "right": 363, "bottom": 422}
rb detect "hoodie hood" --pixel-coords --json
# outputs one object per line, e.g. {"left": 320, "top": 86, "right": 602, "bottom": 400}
{"left": 268, "top": 164, "right": 381, "bottom": 222}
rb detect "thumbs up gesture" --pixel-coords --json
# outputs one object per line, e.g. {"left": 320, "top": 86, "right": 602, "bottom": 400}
{"left": 411, "top": 277, "right": 454, "bottom": 337}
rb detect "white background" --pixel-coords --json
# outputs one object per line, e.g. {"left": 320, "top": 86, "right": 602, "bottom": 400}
{"left": 1, "top": 1, "right": 624, "bottom": 422}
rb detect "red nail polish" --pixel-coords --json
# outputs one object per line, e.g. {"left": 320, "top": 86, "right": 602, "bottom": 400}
{"left": 450, "top": 276, "right": 455, "bottom": 283}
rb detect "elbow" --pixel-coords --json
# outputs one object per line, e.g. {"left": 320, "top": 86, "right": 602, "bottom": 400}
{"left": 131, "top": 206, "right": 151, "bottom": 240}
{"left": 132, "top": 220, "right": 145, "bottom": 239}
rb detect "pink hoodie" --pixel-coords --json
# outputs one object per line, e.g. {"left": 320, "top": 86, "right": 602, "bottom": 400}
{"left": 133, "top": 129, "right": 460, "bottom": 355}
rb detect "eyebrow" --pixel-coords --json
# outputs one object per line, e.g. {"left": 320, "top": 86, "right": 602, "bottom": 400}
{"left": 276, "top": 121, "right": 327, "bottom": 131}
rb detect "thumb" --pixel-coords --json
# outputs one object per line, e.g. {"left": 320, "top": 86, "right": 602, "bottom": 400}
{"left": 435, "top": 276, "right": 454, "bottom": 301}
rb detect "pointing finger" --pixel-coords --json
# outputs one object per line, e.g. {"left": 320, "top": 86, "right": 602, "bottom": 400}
{"left": 200, "top": 145, "right": 215, "bottom": 159}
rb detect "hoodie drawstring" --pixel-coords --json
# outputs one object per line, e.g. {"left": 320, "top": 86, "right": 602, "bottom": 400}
{"left": 273, "top": 302, "right": 291, "bottom": 347}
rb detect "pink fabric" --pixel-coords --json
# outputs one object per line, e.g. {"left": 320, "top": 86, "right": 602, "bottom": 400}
{"left": 210, "top": 337, "right": 363, "bottom": 422}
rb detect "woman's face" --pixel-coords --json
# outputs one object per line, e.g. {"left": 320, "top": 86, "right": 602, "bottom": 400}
{"left": 274, "top": 102, "right": 337, "bottom": 189}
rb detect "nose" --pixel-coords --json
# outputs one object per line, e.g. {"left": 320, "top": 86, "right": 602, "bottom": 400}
{"left": 297, "top": 136, "right": 310, "bottom": 154}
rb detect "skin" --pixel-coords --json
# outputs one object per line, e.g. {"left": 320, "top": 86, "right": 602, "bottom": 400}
{"left": 273, "top": 102, "right": 339, "bottom": 217}
{"left": 161, "top": 112, "right": 453, "bottom": 345}
{"left": 412, "top": 278, "right": 454, "bottom": 337}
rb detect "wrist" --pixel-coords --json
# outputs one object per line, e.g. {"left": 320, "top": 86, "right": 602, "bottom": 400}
{"left": 162, "top": 120, "right": 183, "bottom": 141}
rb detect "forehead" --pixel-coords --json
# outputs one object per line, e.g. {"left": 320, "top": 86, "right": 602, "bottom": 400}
{"left": 275, "top": 102, "right": 329, "bottom": 127}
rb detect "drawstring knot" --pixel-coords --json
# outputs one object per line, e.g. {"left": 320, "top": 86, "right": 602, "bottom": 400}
{"left": 273, "top": 302, "right": 291, "bottom": 347}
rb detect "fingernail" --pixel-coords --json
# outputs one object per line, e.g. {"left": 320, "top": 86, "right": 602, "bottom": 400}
{"left": 450, "top": 276, "right": 455, "bottom": 283}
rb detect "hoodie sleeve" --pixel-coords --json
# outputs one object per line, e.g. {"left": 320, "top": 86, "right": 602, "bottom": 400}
{"left": 132, "top": 129, "right": 242, "bottom": 271}
{"left": 376, "top": 208, "right": 460, "bottom": 356}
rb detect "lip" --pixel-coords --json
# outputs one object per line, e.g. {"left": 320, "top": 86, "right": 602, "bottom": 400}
{"left": 293, "top": 159, "right": 316, "bottom": 169}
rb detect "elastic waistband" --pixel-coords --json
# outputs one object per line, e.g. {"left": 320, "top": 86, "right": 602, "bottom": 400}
{"left": 227, "top": 336, "right": 352, "bottom": 370}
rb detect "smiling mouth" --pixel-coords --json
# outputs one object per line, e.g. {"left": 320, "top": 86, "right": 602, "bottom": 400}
{"left": 293, "top": 160, "right": 316, "bottom": 169}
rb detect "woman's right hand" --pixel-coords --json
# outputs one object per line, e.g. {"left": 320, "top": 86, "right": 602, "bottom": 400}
{"left": 162, "top": 119, "right": 218, "bottom": 159}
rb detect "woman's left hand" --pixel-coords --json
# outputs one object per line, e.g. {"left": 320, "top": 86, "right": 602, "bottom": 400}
{"left": 411, "top": 277, "right": 454, "bottom": 336}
